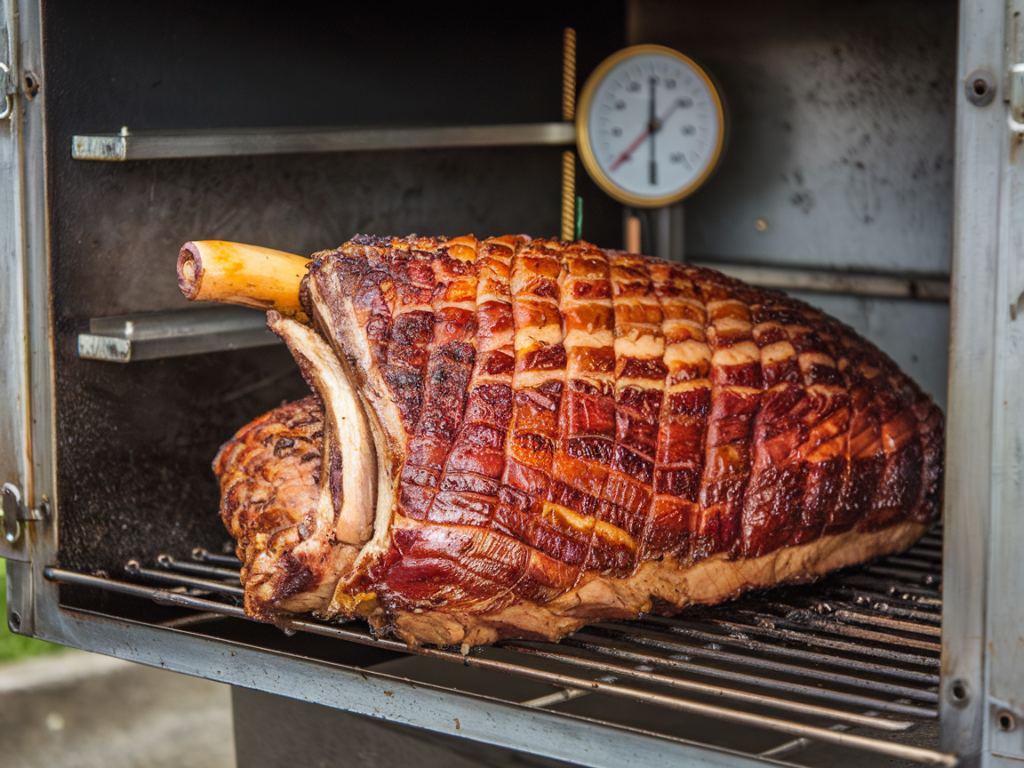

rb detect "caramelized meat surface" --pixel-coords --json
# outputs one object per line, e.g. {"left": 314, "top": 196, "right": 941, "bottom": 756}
{"left": 215, "top": 236, "right": 943, "bottom": 646}
{"left": 215, "top": 396, "right": 329, "bottom": 620}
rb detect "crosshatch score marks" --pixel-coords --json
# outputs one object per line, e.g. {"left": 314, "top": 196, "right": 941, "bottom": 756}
{"left": 303, "top": 236, "right": 942, "bottom": 614}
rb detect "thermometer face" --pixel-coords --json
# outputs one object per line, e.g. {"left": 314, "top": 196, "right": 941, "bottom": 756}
{"left": 576, "top": 45, "right": 725, "bottom": 207}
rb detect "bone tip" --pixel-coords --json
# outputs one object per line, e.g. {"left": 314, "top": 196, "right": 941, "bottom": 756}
{"left": 177, "top": 241, "right": 203, "bottom": 300}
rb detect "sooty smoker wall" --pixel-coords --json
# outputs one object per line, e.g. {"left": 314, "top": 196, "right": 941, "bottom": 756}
{"left": 44, "top": 0, "right": 626, "bottom": 591}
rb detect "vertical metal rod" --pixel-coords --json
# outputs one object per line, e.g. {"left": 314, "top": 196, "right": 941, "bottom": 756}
{"left": 652, "top": 204, "right": 685, "bottom": 261}
{"left": 562, "top": 28, "right": 576, "bottom": 122}
{"left": 561, "top": 28, "right": 577, "bottom": 243}
{"left": 625, "top": 212, "right": 641, "bottom": 253}
{"left": 562, "top": 151, "right": 576, "bottom": 243}
{"left": 654, "top": 206, "right": 672, "bottom": 260}
{"left": 671, "top": 202, "right": 685, "bottom": 261}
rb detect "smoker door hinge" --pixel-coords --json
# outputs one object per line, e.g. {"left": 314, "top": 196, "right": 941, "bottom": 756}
{"left": 1, "top": 483, "right": 46, "bottom": 547}
{"left": 1011, "top": 0, "right": 1024, "bottom": 135}
{"left": 1011, "top": 63, "right": 1024, "bottom": 135}
{"left": 0, "top": 62, "right": 10, "bottom": 120}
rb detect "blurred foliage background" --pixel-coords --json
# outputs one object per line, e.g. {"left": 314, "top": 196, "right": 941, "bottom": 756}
{"left": 0, "top": 559, "right": 62, "bottom": 663}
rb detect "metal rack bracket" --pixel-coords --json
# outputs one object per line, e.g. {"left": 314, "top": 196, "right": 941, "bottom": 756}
{"left": 71, "top": 123, "right": 577, "bottom": 162}
{"left": 77, "top": 306, "right": 278, "bottom": 363}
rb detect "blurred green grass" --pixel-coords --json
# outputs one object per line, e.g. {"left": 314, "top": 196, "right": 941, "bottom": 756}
{"left": 0, "top": 558, "right": 62, "bottom": 663}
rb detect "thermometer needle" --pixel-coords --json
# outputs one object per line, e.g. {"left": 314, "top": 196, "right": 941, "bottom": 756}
{"left": 609, "top": 128, "right": 650, "bottom": 172}
{"left": 609, "top": 95, "right": 687, "bottom": 173}
{"left": 649, "top": 78, "right": 657, "bottom": 186}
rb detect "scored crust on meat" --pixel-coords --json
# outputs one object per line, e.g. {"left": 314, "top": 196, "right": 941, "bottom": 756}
{"left": 215, "top": 395, "right": 331, "bottom": 620}
{"left": 212, "top": 235, "right": 944, "bottom": 646}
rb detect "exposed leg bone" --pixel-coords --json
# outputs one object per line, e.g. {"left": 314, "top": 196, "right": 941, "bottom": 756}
{"left": 178, "top": 241, "right": 310, "bottom": 321}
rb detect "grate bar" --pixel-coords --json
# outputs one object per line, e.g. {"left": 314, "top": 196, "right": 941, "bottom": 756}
{"left": 158, "top": 612, "right": 229, "bottom": 629}
{"left": 628, "top": 620, "right": 940, "bottom": 685}
{"left": 864, "top": 564, "right": 941, "bottom": 588}
{"left": 840, "top": 574, "right": 943, "bottom": 603}
{"left": 908, "top": 548, "right": 942, "bottom": 562}
{"left": 157, "top": 554, "right": 244, "bottom": 581}
{"left": 758, "top": 735, "right": 817, "bottom": 759}
{"left": 819, "top": 588, "right": 942, "bottom": 624}
{"left": 500, "top": 639, "right": 930, "bottom": 725}
{"left": 818, "top": 578, "right": 942, "bottom": 607}
{"left": 659, "top": 616, "right": 940, "bottom": 668}
{"left": 571, "top": 625, "right": 939, "bottom": 704}
{"left": 191, "top": 548, "right": 243, "bottom": 568}
{"left": 738, "top": 605, "right": 941, "bottom": 652}
{"left": 884, "top": 554, "right": 943, "bottom": 572}
{"left": 521, "top": 687, "right": 596, "bottom": 708}
{"left": 47, "top": 568, "right": 251, "bottom": 616}
{"left": 537, "top": 632, "right": 938, "bottom": 713}
{"left": 777, "top": 594, "right": 943, "bottom": 633}
{"left": 125, "top": 562, "right": 244, "bottom": 598}
{"left": 828, "top": 608, "right": 942, "bottom": 637}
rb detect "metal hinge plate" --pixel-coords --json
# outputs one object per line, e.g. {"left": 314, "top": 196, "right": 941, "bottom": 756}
{"left": 1, "top": 483, "right": 44, "bottom": 552}
{"left": 1011, "top": 63, "right": 1024, "bottom": 134}
{"left": 0, "top": 62, "right": 10, "bottom": 120}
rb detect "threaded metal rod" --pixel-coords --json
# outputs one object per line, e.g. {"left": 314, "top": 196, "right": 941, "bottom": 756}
{"left": 561, "top": 151, "right": 576, "bottom": 242}
{"left": 562, "top": 28, "right": 577, "bottom": 121}
{"left": 561, "top": 28, "right": 577, "bottom": 242}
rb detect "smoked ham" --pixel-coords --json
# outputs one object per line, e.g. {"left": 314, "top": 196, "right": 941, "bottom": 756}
{"left": 200, "top": 235, "right": 944, "bottom": 647}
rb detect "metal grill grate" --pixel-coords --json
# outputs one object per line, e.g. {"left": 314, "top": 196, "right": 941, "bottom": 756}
{"left": 45, "top": 527, "right": 954, "bottom": 766}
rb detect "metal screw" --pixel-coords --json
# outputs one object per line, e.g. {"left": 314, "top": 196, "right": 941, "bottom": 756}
{"left": 998, "top": 710, "right": 1017, "bottom": 732}
{"left": 965, "top": 69, "right": 996, "bottom": 107}
{"left": 949, "top": 678, "right": 970, "bottom": 706}
{"left": 754, "top": 218, "right": 769, "bottom": 232}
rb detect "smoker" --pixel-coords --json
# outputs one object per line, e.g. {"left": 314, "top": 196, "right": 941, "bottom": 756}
{"left": 1, "top": 1, "right": 1020, "bottom": 766}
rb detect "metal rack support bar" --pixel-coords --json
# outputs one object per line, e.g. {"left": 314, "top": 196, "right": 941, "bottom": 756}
{"left": 71, "top": 123, "right": 577, "bottom": 162}
{"left": 77, "top": 306, "right": 279, "bottom": 362}
{"left": 692, "top": 261, "right": 951, "bottom": 301}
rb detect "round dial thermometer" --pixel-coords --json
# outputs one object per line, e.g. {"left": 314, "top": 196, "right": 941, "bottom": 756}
{"left": 576, "top": 45, "right": 726, "bottom": 208}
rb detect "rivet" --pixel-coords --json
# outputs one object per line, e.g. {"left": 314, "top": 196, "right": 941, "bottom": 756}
{"left": 949, "top": 678, "right": 970, "bottom": 706}
{"left": 754, "top": 218, "right": 769, "bottom": 232}
{"left": 997, "top": 710, "right": 1017, "bottom": 732}
{"left": 22, "top": 71, "right": 40, "bottom": 100}
{"left": 965, "top": 70, "right": 996, "bottom": 107}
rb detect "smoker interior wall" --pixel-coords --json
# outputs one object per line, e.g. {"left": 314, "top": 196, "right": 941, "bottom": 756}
{"left": 629, "top": 0, "right": 956, "bottom": 273}
{"left": 629, "top": 0, "right": 956, "bottom": 407}
{"left": 789, "top": 292, "right": 951, "bottom": 412}
{"left": 43, "top": 0, "right": 625, "bottom": 591}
